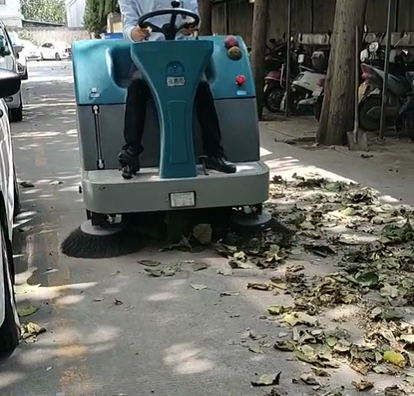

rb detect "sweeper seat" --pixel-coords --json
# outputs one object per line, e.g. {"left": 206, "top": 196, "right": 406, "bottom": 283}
{"left": 71, "top": 16, "right": 268, "bottom": 215}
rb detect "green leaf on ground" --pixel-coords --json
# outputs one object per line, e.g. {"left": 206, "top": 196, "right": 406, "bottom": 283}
{"left": 251, "top": 372, "right": 281, "bottom": 387}
{"left": 17, "top": 306, "right": 39, "bottom": 317}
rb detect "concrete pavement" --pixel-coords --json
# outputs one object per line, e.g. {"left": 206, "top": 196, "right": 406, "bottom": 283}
{"left": 0, "top": 60, "right": 412, "bottom": 396}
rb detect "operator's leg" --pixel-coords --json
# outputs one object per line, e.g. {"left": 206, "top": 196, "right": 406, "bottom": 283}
{"left": 194, "top": 81, "right": 236, "bottom": 174}
{"left": 118, "top": 78, "right": 151, "bottom": 179}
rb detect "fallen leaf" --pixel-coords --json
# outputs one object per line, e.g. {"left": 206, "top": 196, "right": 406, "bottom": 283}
{"left": 220, "top": 291, "right": 239, "bottom": 297}
{"left": 300, "top": 372, "right": 321, "bottom": 386}
{"left": 286, "top": 264, "right": 305, "bottom": 273}
{"left": 249, "top": 345, "right": 263, "bottom": 354}
{"left": 138, "top": 260, "right": 161, "bottom": 267}
{"left": 284, "top": 312, "right": 317, "bottom": 327}
{"left": 216, "top": 267, "right": 233, "bottom": 276}
{"left": 355, "top": 271, "right": 379, "bottom": 288}
{"left": 311, "top": 367, "right": 331, "bottom": 377}
{"left": 124, "top": 306, "right": 134, "bottom": 311}
{"left": 114, "top": 298, "right": 123, "bottom": 306}
{"left": 50, "top": 180, "right": 63, "bottom": 185}
{"left": 20, "top": 181, "right": 34, "bottom": 188}
{"left": 93, "top": 297, "right": 104, "bottom": 302}
{"left": 21, "top": 322, "right": 46, "bottom": 340}
{"left": 381, "top": 283, "right": 399, "bottom": 299}
{"left": 274, "top": 340, "right": 296, "bottom": 352}
{"left": 371, "top": 307, "right": 382, "bottom": 318}
{"left": 144, "top": 263, "right": 181, "bottom": 277}
{"left": 17, "top": 306, "right": 39, "bottom": 317}
{"left": 229, "top": 259, "right": 254, "bottom": 269}
{"left": 352, "top": 379, "right": 374, "bottom": 391}
{"left": 45, "top": 366, "right": 53, "bottom": 372}
{"left": 304, "top": 244, "right": 335, "bottom": 257}
{"left": 251, "top": 372, "right": 281, "bottom": 387}
{"left": 190, "top": 283, "right": 207, "bottom": 291}
{"left": 247, "top": 282, "right": 272, "bottom": 291}
{"left": 264, "top": 388, "right": 288, "bottom": 396}
{"left": 383, "top": 350, "right": 405, "bottom": 367}
{"left": 192, "top": 262, "right": 208, "bottom": 271}
{"left": 400, "top": 334, "right": 414, "bottom": 344}
{"left": 384, "top": 385, "right": 405, "bottom": 396}
{"left": 192, "top": 224, "right": 212, "bottom": 245}
{"left": 267, "top": 305, "right": 289, "bottom": 316}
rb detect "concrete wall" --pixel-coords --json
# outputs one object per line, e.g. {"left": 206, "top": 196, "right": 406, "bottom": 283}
{"left": 0, "top": 0, "right": 23, "bottom": 27}
{"left": 212, "top": 0, "right": 414, "bottom": 46}
{"left": 66, "top": 0, "right": 86, "bottom": 28}
{"left": 13, "top": 27, "right": 89, "bottom": 45}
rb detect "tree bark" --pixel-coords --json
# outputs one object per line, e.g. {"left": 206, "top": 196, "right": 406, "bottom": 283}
{"left": 317, "top": 0, "right": 368, "bottom": 145}
{"left": 198, "top": 0, "right": 212, "bottom": 36}
{"left": 251, "top": 0, "right": 268, "bottom": 120}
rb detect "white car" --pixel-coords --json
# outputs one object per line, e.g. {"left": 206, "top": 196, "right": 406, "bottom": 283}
{"left": 38, "top": 41, "right": 71, "bottom": 61}
{"left": 0, "top": 67, "right": 22, "bottom": 355}
{"left": 0, "top": 22, "right": 23, "bottom": 122}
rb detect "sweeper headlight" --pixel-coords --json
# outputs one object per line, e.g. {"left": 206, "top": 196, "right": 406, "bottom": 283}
{"left": 369, "top": 42, "right": 379, "bottom": 54}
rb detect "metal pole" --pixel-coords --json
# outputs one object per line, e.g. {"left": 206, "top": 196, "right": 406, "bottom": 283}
{"left": 379, "top": 0, "right": 393, "bottom": 140}
{"left": 285, "top": 0, "right": 292, "bottom": 117}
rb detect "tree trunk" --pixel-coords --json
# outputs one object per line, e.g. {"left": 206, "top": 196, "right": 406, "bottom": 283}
{"left": 251, "top": 0, "right": 268, "bottom": 120}
{"left": 317, "top": 0, "right": 368, "bottom": 145}
{"left": 198, "top": 0, "right": 212, "bottom": 36}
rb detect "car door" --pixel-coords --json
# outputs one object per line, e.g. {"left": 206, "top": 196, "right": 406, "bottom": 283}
{"left": 40, "top": 43, "right": 53, "bottom": 59}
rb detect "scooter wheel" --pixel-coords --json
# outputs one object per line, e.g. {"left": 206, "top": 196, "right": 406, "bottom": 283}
{"left": 264, "top": 85, "right": 284, "bottom": 113}
{"left": 359, "top": 95, "right": 382, "bottom": 132}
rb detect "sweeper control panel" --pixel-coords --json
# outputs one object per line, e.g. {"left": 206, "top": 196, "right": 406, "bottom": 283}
{"left": 72, "top": 35, "right": 255, "bottom": 106}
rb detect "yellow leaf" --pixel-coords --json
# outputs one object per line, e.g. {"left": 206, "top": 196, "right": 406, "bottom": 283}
{"left": 383, "top": 350, "right": 405, "bottom": 367}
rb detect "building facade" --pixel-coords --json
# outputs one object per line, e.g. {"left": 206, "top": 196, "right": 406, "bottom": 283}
{"left": 0, "top": 0, "right": 23, "bottom": 27}
{"left": 65, "top": 0, "right": 86, "bottom": 28}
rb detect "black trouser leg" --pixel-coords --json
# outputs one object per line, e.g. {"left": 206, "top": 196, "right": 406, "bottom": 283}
{"left": 194, "top": 81, "right": 223, "bottom": 157}
{"left": 123, "top": 78, "right": 151, "bottom": 155}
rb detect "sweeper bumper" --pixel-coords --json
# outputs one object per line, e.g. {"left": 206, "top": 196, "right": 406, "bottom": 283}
{"left": 82, "top": 161, "right": 269, "bottom": 214}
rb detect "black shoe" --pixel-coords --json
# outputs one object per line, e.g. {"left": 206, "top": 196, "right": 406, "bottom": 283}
{"left": 118, "top": 148, "right": 141, "bottom": 179}
{"left": 206, "top": 154, "right": 236, "bottom": 174}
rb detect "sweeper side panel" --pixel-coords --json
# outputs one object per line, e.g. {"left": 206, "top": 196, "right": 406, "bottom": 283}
{"left": 72, "top": 36, "right": 260, "bottom": 171}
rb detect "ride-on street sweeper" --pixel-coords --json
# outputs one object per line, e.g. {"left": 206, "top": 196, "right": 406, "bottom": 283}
{"left": 61, "top": 2, "right": 270, "bottom": 258}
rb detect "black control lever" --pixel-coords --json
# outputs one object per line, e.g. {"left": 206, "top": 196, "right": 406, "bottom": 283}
{"left": 198, "top": 156, "right": 209, "bottom": 175}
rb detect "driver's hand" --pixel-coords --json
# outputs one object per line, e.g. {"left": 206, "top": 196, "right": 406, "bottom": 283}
{"left": 131, "top": 26, "right": 151, "bottom": 42}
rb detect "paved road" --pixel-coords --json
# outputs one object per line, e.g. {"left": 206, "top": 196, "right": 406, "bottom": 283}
{"left": 0, "top": 61, "right": 304, "bottom": 396}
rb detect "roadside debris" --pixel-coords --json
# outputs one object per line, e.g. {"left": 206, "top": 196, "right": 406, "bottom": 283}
{"left": 21, "top": 322, "right": 46, "bottom": 342}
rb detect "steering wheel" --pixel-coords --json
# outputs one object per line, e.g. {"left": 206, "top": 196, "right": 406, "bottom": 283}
{"left": 138, "top": 1, "right": 200, "bottom": 41}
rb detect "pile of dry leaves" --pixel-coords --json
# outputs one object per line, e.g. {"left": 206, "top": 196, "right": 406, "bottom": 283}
{"left": 216, "top": 173, "right": 414, "bottom": 395}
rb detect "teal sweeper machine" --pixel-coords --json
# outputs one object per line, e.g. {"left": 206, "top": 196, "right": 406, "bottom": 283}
{"left": 61, "top": 3, "right": 271, "bottom": 258}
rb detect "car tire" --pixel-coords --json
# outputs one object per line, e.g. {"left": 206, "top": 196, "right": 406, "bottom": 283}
{"left": 55, "top": 53, "right": 61, "bottom": 61}
{"left": 10, "top": 101, "right": 23, "bottom": 123}
{"left": 22, "top": 69, "right": 28, "bottom": 80}
{"left": 0, "top": 222, "right": 20, "bottom": 356}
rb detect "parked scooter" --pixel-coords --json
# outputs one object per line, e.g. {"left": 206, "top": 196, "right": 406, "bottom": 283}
{"left": 281, "top": 47, "right": 329, "bottom": 115}
{"left": 359, "top": 49, "right": 414, "bottom": 131}
{"left": 263, "top": 40, "right": 301, "bottom": 113}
